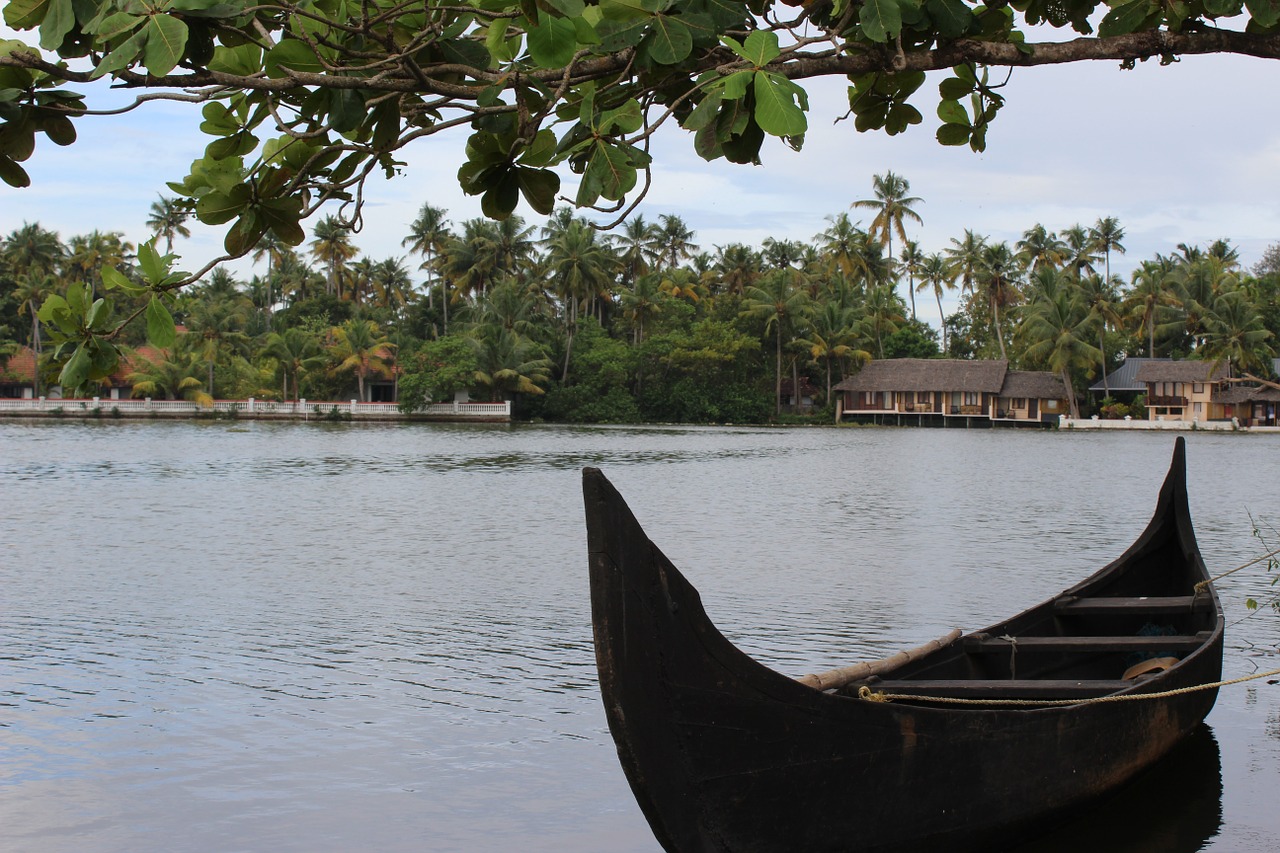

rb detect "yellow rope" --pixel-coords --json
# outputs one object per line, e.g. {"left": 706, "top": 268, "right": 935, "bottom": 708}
{"left": 858, "top": 666, "right": 1280, "bottom": 707}
{"left": 1195, "top": 544, "right": 1280, "bottom": 593}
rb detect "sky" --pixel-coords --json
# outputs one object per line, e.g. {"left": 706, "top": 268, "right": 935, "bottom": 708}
{"left": 3, "top": 35, "right": 1280, "bottom": 326}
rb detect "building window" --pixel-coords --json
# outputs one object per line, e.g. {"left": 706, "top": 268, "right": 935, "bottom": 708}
{"left": 1012, "top": 398, "right": 1026, "bottom": 410}
{"left": 963, "top": 391, "right": 979, "bottom": 406}
{"left": 1045, "top": 399, "right": 1059, "bottom": 411}
{"left": 1194, "top": 402, "right": 1203, "bottom": 415}
{"left": 1193, "top": 383, "right": 1204, "bottom": 394}
{"left": 917, "top": 391, "right": 930, "bottom": 404}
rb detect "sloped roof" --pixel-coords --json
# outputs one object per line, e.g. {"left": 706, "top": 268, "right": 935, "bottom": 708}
{"left": 1000, "top": 370, "right": 1068, "bottom": 400}
{"left": 1089, "top": 357, "right": 1171, "bottom": 393}
{"left": 834, "top": 359, "right": 1008, "bottom": 393}
{"left": 0, "top": 346, "right": 36, "bottom": 381}
{"left": 1134, "top": 360, "right": 1228, "bottom": 383}
{"left": 1216, "top": 384, "right": 1280, "bottom": 404}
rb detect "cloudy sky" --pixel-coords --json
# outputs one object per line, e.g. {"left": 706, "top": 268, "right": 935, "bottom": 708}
{"left": 3, "top": 39, "right": 1279, "bottom": 324}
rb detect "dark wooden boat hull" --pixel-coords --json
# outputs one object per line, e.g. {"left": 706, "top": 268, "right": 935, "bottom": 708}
{"left": 584, "top": 438, "right": 1224, "bottom": 853}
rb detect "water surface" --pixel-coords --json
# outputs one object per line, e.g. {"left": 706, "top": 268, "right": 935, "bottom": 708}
{"left": 2, "top": 422, "right": 1277, "bottom": 851}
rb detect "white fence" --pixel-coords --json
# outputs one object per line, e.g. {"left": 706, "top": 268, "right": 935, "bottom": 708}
{"left": 1058, "top": 415, "right": 1240, "bottom": 431}
{"left": 0, "top": 396, "right": 511, "bottom": 421}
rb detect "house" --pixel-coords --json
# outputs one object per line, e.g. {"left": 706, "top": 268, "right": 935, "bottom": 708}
{"left": 833, "top": 359, "right": 1067, "bottom": 426}
{"left": 1088, "top": 357, "right": 1169, "bottom": 404}
{"left": 1215, "top": 384, "right": 1280, "bottom": 427}
{"left": 0, "top": 347, "right": 38, "bottom": 398}
{"left": 1132, "top": 360, "right": 1229, "bottom": 423}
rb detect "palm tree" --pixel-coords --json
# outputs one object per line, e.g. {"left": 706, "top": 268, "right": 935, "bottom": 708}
{"left": 613, "top": 215, "right": 661, "bottom": 286}
{"left": 328, "top": 318, "right": 396, "bottom": 402}
{"left": 259, "top": 327, "right": 326, "bottom": 401}
{"left": 899, "top": 239, "right": 924, "bottom": 320}
{"left": 11, "top": 271, "right": 59, "bottom": 395}
{"left": 546, "top": 219, "right": 618, "bottom": 381}
{"left": 468, "top": 325, "right": 552, "bottom": 401}
{"left": 125, "top": 341, "right": 213, "bottom": 405}
{"left": 1062, "top": 224, "right": 1099, "bottom": 277}
{"left": 1078, "top": 273, "right": 1123, "bottom": 397}
{"left": 1016, "top": 224, "right": 1067, "bottom": 273}
{"left": 817, "top": 212, "right": 872, "bottom": 283}
{"left": 944, "top": 229, "right": 987, "bottom": 297}
{"left": 310, "top": 215, "right": 358, "bottom": 298}
{"left": 714, "top": 243, "right": 761, "bottom": 296}
{"left": 1016, "top": 268, "right": 1102, "bottom": 419}
{"left": 863, "top": 282, "right": 906, "bottom": 359}
{"left": 146, "top": 196, "right": 191, "bottom": 254}
{"left": 654, "top": 214, "right": 699, "bottom": 270}
{"left": 471, "top": 276, "right": 546, "bottom": 338}
{"left": 402, "top": 203, "right": 451, "bottom": 307}
{"left": 977, "top": 241, "right": 1021, "bottom": 360}
{"left": 1091, "top": 216, "right": 1126, "bottom": 281}
{"left": 66, "top": 231, "right": 133, "bottom": 295}
{"left": 1201, "top": 288, "right": 1275, "bottom": 375}
{"left": 741, "top": 270, "right": 810, "bottom": 414}
{"left": 186, "top": 297, "right": 251, "bottom": 396}
{"left": 851, "top": 171, "right": 923, "bottom": 273}
{"left": 620, "top": 273, "right": 664, "bottom": 345}
{"left": 796, "top": 301, "right": 869, "bottom": 403}
{"left": 3, "top": 222, "right": 64, "bottom": 278}
{"left": 1126, "top": 258, "right": 1178, "bottom": 357}
{"left": 917, "top": 252, "right": 957, "bottom": 351}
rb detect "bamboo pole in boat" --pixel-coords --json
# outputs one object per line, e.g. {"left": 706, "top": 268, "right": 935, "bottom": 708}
{"left": 796, "top": 629, "right": 963, "bottom": 692}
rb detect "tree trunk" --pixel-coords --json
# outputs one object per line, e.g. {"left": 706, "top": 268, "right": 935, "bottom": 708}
{"left": 935, "top": 291, "right": 947, "bottom": 352}
{"left": 1063, "top": 367, "right": 1079, "bottom": 419}
{"left": 1100, "top": 330, "right": 1110, "bottom": 397}
{"left": 774, "top": 326, "right": 782, "bottom": 416}
{"left": 992, "top": 299, "right": 1007, "bottom": 360}
{"left": 562, "top": 300, "right": 577, "bottom": 384}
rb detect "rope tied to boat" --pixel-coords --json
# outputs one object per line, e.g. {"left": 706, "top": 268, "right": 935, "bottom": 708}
{"left": 1195, "top": 544, "right": 1280, "bottom": 593}
{"left": 856, "top": 666, "right": 1280, "bottom": 707}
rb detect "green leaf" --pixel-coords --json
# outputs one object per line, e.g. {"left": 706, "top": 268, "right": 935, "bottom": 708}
{"left": 860, "top": 0, "right": 902, "bottom": 41}
{"left": 196, "top": 187, "right": 248, "bottom": 224}
{"left": 752, "top": 72, "right": 806, "bottom": 137}
{"left": 936, "top": 98, "right": 969, "bottom": 126}
{"left": 721, "top": 69, "right": 752, "bottom": 99}
{"left": 1098, "top": 0, "right": 1151, "bottom": 37}
{"left": 645, "top": 14, "right": 692, "bottom": 65}
{"left": 516, "top": 166, "right": 559, "bottom": 214}
{"left": 936, "top": 122, "right": 971, "bottom": 145}
{"left": 93, "top": 27, "right": 148, "bottom": 78}
{"left": 41, "top": 114, "right": 75, "bottom": 145}
{"left": 527, "top": 10, "right": 579, "bottom": 68}
{"left": 480, "top": 167, "right": 520, "bottom": 220}
{"left": 595, "top": 16, "right": 649, "bottom": 51}
{"left": 544, "top": 0, "right": 586, "bottom": 16}
{"left": 1246, "top": 0, "right": 1280, "bottom": 26}
{"left": 1203, "top": 0, "right": 1239, "bottom": 14}
{"left": 265, "top": 39, "right": 324, "bottom": 77}
{"left": 329, "top": 88, "right": 366, "bottom": 133}
{"left": 938, "top": 76, "right": 972, "bottom": 100}
{"left": 208, "top": 43, "right": 262, "bottom": 76}
{"left": 925, "top": 0, "right": 973, "bottom": 37}
{"left": 60, "top": 344, "right": 91, "bottom": 391}
{"left": 4, "top": 0, "right": 49, "bottom": 29}
{"left": 722, "top": 29, "right": 779, "bottom": 66}
{"left": 100, "top": 265, "right": 145, "bottom": 294}
{"left": 0, "top": 154, "right": 30, "bottom": 187}
{"left": 146, "top": 297, "right": 177, "bottom": 348}
{"left": 38, "top": 0, "right": 73, "bottom": 50}
{"left": 140, "top": 14, "right": 187, "bottom": 76}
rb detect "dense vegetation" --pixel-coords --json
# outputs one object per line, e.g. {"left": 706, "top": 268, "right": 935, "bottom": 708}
{"left": 2, "top": 176, "right": 1278, "bottom": 423}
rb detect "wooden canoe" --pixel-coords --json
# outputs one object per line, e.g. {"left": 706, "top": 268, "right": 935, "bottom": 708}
{"left": 584, "top": 436, "right": 1224, "bottom": 853}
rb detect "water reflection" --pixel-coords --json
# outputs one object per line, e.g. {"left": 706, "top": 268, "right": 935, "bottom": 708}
{"left": 1014, "top": 726, "right": 1223, "bottom": 853}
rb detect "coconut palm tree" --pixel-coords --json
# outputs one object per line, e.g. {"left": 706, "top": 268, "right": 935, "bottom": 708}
{"left": 654, "top": 214, "right": 699, "bottom": 271}
{"left": 1078, "top": 273, "right": 1124, "bottom": 397}
{"left": 1016, "top": 268, "right": 1101, "bottom": 419}
{"left": 3, "top": 222, "right": 64, "bottom": 279}
{"left": 612, "top": 215, "right": 661, "bottom": 286}
{"left": 186, "top": 297, "right": 252, "bottom": 396}
{"left": 741, "top": 270, "right": 810, "bottom": 414}
{"left": 817, "top": 212, "right": 872, "bottom": 284}
{"left": 796, "top": 301, "right": 869, "bottom": 403}
{"left": 310, "top": 215, "right": 358, "bottom": 298}
{"left": 620, "top": 273, "right": 664, "bottom": 345}
{"left": 1016, "top": 224, "right": 1068, "bottom": 273}
{"left": 66, "top": 231, "right": 133, "bottom": 295}
{"left": 917, "top": 252, "right": 957, "bottom": 351}
{"left": 146, "top": 196, "right": 191, "bottom": 254}
{"left": 259, "top": 327, "right": 326, "bottom": 401}
{"left": 899, "top": 239, "right": 924, "bottom": 320}
{"left": 402, "top": 203, "right": 451, "bottom": 306}
{"left": 1200, "top": 288, "right": 1275, "bottom": 375}
{"left": 11, "top": 271, "right": 59, "bottom": 395}
{"left": 1091, "top": 216, "right": 1126, "bottom": 281}
{"left": 851, "top": 171, "right": 923, "bottom": 273}
{"left": 125, "top": 341, "right": 213, "bottom": 405}
{"left": 1126, "top": 258, "right": 1178, "bottom": 357}
{"left": 469, "top": 325, "right": 552, "bottom": 401}
{"left": 863, "top": 282, "right": 906, "bottom": 359}
{"left": 1062, "top": 224, "right": 1099, "bottom": 278}
{"left": 714, "top": 243, "right": 761, "bottom": 296}
{"left": 328, "top": 318, "right": 396, "bottom": 401}
{"left": 944, "top": 229, "right": 987, "bottom": 298}
{"left": 977, "top": 241, "right": 1021, "bottom": 360}
{"left": 546, "top": 220, "right": 619, "bottom": 381}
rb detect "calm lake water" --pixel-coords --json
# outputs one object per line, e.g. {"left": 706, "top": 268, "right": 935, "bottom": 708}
{"left": 2, "top": 421, "right": 1278, "bottom": 852}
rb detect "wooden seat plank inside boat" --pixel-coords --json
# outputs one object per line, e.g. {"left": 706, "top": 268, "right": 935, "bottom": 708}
{"left": 1052, "top": 595, "right": 1213, "bottom": 615}
{"left": 865, "top": 678, "right": 1140, "bottom": 700}
{"left": 963, "top": 632, "right": 1211, "bottom": 654}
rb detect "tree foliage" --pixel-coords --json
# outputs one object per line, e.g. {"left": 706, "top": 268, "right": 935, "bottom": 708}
{"left": 5, "top": 0, "right": 1280, "bottom": 265}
